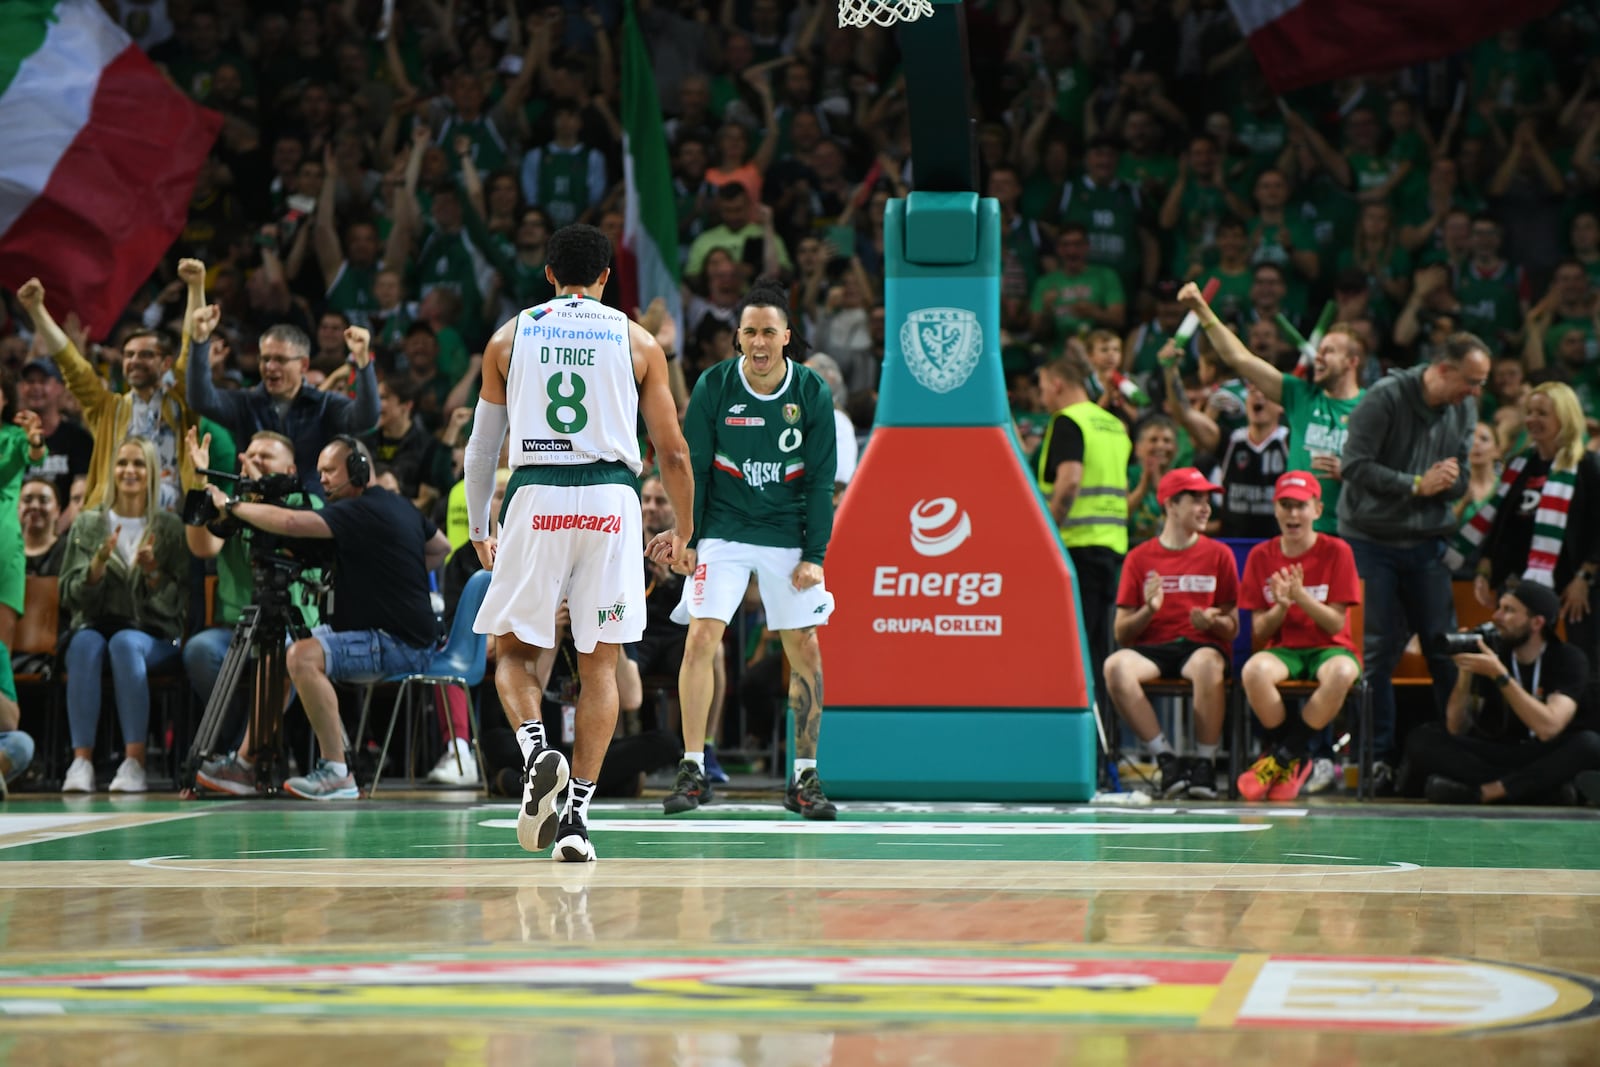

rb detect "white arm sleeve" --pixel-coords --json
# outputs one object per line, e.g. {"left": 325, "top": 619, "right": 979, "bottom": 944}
{"left": 464, "top": 398, "right": 509, "bottom": 541}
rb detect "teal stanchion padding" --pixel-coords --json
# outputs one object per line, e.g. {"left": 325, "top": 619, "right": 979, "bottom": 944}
{"left": 817, "top": 191, "right": 1102, "bottom": 802}
{"left": 878, "top": 195, "right": 1007, "bottom": 429}
{"left": 905, "top": 191, "right": 978, "bottom": 263}
{"left": 792, "top": 707, "right": 1098, "bottom": 802}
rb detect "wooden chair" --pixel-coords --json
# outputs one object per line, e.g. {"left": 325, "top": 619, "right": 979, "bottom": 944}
{"left": 1231, "top": 586, "right": 1375, "bottom": 798}
{"left": 1394, "top": 579, "right": 1494, "bottom": 687}
{"left": 204, "top": 575, "right": 218, "bottom": 630}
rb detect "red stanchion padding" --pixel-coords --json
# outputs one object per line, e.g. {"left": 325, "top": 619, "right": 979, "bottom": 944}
{"left": 821, "top": 425, "right": 1089, "bottom": 710}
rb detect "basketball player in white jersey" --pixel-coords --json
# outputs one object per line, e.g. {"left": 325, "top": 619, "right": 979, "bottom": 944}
{"left": 465, "top": 224, "right": 693, "bottom": 862}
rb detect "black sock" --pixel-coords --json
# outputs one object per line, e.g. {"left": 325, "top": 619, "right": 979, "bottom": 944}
{"left": 1278, "top": 715, "right": 1313, "bottom": 761}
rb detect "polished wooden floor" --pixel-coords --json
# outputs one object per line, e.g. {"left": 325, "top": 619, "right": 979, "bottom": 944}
{"left": 0, "top": 791, "right": 1597, "bottom": 1066}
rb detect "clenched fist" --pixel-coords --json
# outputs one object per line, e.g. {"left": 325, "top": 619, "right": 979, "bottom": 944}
{"left": 177, "top": 259, "right": 207, "bottom": 286}
{"left": 1176, "top": 281, "right": 1210, "bottom": 315}
{"left": 15, "top": 278, "right": 44, "bottom": 313}
{"left": 189, "top": 303, "right": 220, "bottom": 343}
{"left": 345, "top": 325, "right": 371, "bottom": 366}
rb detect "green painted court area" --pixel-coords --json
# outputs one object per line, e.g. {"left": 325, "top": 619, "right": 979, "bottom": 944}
{"left": 1, "top": 801, "right": 1597, "bottom": 870}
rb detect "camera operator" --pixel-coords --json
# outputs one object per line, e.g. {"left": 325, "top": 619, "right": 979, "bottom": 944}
{"left": 1403, "top": 583, "right": 1600, "bottom": 805}
{"left": 181, "top": 426, "right": 323, "bottom": 795}
{"left": 208, "top": 436, "right": 450, "bottom": 800}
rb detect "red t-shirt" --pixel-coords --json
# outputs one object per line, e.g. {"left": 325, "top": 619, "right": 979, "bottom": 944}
{"left": 1116, "top": 536, "right": 1239, "bottom": 649}
{"left": 1240, "top": 534, "right": 1362, "bottom": 654}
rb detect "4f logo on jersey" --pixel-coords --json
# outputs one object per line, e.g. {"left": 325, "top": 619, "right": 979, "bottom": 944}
{"left": 728, "top": 404, "right": 747, "bottom": 414}
{"left": 596, "top": 602, "right": 627, "bottom": 626}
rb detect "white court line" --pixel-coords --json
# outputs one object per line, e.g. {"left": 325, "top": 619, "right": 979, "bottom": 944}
{"left": 879, "top": 843, "right": 1005, "bottom": 848}
{"left": 475, "top": 819, "right": 1276, "bottom": 837}
{"left": 0, "top": 809, "right": 211, "bottom": 851}
{"left": 1103, "top": 846, "right": 1212, "bottom": 852}
{"left": 1284, "top": 852, "right": 1363, "bottom": 861}
{"left": 123, "top": 854, "right": 1426, "bottom": 884}
{"left": 237, "top": 848, "right": 328, "bottom": 855}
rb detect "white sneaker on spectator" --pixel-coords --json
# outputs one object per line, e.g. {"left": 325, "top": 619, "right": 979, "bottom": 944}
{"left": 62, "top": 757, "right": 94, "bottom": 793}
{"left": 1304, "top": 758, "right": 1338, "bottom": 795}
{"left": 108, "top": 758, "right": 147, "bottom": 793}
{"left": 427, "top": 739, "right": 479, "bottom": 786}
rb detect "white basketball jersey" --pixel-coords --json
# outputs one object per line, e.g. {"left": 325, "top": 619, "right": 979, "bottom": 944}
{"left": 506, "top": 297, "right": 642, "bottom": 474}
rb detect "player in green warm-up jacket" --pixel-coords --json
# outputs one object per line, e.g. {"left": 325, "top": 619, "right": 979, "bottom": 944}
{"left": 667, "top": 282, "right": 839, "bottom": 820}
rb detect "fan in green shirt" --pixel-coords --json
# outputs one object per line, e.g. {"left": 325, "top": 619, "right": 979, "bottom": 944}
{"left": 1176, "top": 281, "right": 1364, "bottom": 533}
{"left": 1059, "top": 138, "right": 1149, "bottom": 295}
{"left": 1192, "top": 218, "right": 1255, "bottom": 324}
{"left": 1337, "top": 203, "right": 1412, "bottom": 322}
{"left": 1029, "top": 227, "right": 1127, "bottom": 342}
{"left": 1160, "top": 136, "right": 1248, "bottom": 277}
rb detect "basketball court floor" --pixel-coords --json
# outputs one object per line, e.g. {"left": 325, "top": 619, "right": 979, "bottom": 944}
{"left": 0, "top": 791, "right": 1595, "bottom": 1065}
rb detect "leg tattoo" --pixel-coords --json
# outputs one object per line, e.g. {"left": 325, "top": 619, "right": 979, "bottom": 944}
{"left": 791, "top": 668, "right": 824, "bottom": 759}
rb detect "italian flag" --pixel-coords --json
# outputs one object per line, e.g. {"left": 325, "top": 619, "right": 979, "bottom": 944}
{"left": 618, "top": 0, "right": 682, "bottom": 332}
{"left": 1230, "top": 0, "right": 1561, "bottom": 92}
{"left": 0, "top": 0, "right": 221, "bottom": 338}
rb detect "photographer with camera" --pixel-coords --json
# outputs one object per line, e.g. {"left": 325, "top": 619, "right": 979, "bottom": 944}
{"left": 1403, "top": 583, "right": 1600, "bottom": 805}
{"left": 206, "top": 435, "right": 450, "bottom": 799}
{"left": 181, "top": 426, "right": 323, "bottom": 795}
{"left": 1444, "top": 382, "right": 1600, "bottom": 713}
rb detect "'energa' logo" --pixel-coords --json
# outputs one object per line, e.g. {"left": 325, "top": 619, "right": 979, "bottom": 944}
{"left": 900, "top": 308, "right": 982, "bottom": 394}
{"left": 909, "top": 497, "right": 972, "bottom": 557}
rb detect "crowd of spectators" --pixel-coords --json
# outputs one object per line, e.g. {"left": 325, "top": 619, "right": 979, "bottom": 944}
{"left": 2, "top": 0, "right": 1600, "bottom": 800}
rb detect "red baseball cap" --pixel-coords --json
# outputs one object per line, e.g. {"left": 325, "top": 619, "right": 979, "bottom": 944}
{"left": 1157, "top": 467, "right": 1224, "bottom": 505}
{"left": 1274, "top": 471, "right": 1322, "bottom": 502}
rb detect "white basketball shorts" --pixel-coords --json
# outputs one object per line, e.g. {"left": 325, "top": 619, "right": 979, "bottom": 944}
{"left": 670, "top": 538, "right": 835, "bottom": 630}
{"left": 473, "top": 482, "right": 645, "bottom": 653}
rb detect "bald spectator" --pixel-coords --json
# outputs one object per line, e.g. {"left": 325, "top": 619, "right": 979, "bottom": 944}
{"left": 1338, "top": 333, "right": 1489, "bottom": 789}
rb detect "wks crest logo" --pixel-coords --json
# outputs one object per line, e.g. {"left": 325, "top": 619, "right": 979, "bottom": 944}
{"left": 909, "top": 497, "right": 972, "bottom": 557}
{"left": 900, "top": 308, "right": 982, "bottom": 394}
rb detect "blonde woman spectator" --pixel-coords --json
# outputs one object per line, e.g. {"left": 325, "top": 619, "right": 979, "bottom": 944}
{"left": 58, "top": 437, "right": 188, "bottom": 793}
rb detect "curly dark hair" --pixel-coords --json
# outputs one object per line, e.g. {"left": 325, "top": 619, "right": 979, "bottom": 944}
{"left": 545, "top": 223, "right": 613, "bottom": 288}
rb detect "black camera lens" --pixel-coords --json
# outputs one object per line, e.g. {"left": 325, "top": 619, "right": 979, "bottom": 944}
{"left": 1430, "top": 622, "right": 1499, "bottom": 658}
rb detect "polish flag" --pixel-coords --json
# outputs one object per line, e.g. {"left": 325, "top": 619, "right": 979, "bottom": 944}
{"left": 1230, "top": 0, "right": 1562, "bottom": 93}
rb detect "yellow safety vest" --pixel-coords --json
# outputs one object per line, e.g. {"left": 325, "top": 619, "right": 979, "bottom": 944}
{"left": 1037, "top": 401, "right": 1131, "bottom": 553}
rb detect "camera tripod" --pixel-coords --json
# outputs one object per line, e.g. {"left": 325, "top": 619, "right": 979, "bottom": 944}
{"left": 184, "top": 557, "right": 319, "bottom": 795}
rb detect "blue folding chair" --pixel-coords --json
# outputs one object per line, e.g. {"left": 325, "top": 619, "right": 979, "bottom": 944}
{"left": 356, "top": 569, "right": 492, "bottom": 796}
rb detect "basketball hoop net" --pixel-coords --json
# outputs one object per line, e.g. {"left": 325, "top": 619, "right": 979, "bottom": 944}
{"left": 837, "top": 0, "right": 935, "bottom": 28}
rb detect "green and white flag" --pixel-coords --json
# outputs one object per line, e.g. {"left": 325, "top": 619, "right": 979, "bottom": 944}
{"left": 0, "top": 0, "right": 220, "bottom": 337}
{"left": 620, "top": 0, "right": 682, "bottom": 332}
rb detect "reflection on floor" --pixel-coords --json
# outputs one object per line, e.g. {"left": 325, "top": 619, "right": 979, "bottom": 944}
{"left": 0, "top": 797, "right": 1596, "bottom": 1066}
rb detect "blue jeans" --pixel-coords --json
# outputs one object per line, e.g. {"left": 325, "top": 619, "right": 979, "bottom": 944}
{"left": 1347, "top": 536, "right": 1458, "bottom": 763}
{"left": 311, "top": 627, "right": 434, "bottom": 684}
{"left": 66, "top": 628, "right": 182, "bottom": 751}
{"left": 183, "top": 626, "right": 233, "bottom": 700}
{"left": 0, "top": 731, "right": 33, "bottom": 782}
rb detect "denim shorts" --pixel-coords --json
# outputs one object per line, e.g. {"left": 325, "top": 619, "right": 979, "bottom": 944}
{"left": 312, "top": 627, "right": 435, "bottom": 684}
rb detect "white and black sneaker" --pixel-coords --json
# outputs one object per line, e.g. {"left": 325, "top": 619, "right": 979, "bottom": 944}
{"left": 1184, "top": 756, "right": 1218, "bottom": 800}
{"left": 552, "top": 811, "right": 596, "bottom": 863}
{"left": 517, "top": 748, "right": 570, "bottom": 853}
{"left": 1155, "top": 752, "right": 1191, "bottom": 798}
